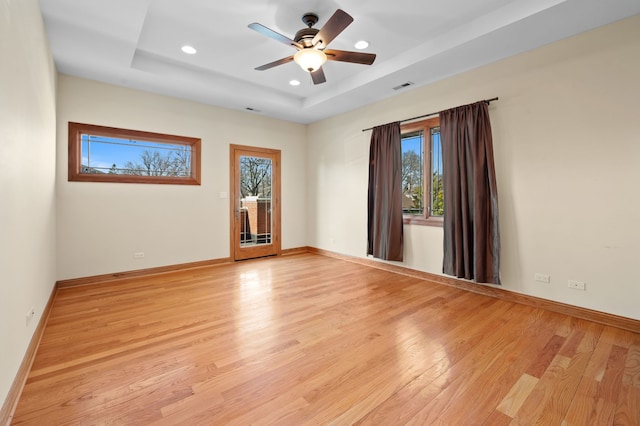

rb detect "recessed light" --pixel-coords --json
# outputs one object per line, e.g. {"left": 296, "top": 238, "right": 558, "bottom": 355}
{"left": 289, "top": 80, "right": 301, "bottom": 86}
{"left": 354, "top": 40, "right": 369, "bottom": 50}
{"left": 181, "top": 45, "right": 197, "bottom": 54}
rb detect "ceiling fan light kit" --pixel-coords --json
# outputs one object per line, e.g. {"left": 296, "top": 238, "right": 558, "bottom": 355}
{"left": 294, "top": 48, "right": 327, "bottom": 72}
{"left": 248, "top": 9, "right": 376, "bottom": 85}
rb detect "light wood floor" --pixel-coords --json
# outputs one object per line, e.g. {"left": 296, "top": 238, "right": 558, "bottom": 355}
{"left": 12, "top": 253, "right": 640, "bottom": 425}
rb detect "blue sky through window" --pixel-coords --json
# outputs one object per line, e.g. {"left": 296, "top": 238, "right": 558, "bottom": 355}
{"left": 432, "top": 131, "right": 442, "bottom": 173}
{"left": 81, "top": 135, "right": 188, "bottom": 172}
{"left": 402, "top": 134, "right": 422, "bottom": 156}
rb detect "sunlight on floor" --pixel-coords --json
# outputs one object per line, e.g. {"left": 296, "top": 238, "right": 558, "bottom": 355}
{"left": 394, "top": 317, "right": 451, "bottom": 380}
{"left": 234, "top": 269, "right": 276, "bottom": 360}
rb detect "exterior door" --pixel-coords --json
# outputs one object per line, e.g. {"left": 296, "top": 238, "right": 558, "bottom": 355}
{"left": 230, "top": 144, "right": 281, "bottom": 261}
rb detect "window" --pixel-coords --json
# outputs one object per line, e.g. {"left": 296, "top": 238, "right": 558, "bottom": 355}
{"left": 401, "top": 117, "right": 443, "bottom": 225}
{"left": 68, "top": 122, "right": 201, "bottom": 185}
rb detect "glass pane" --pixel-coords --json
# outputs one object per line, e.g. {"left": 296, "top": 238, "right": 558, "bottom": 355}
{"left": 401, "top": 131, "right": 424, "bottom": 215}
{"left": 81, "top": 134, "right": 191, "bottom": 176}
{"left": 239, "top": 155, "right": 273, "bottom": 247}
{"left": 430, "top": 127, "right": 444, "bottom": 217}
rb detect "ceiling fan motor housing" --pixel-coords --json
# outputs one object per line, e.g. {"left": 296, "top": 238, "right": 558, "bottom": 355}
{"left": 296, "top": 12, "right": 321, "bottom": 48}
{"left": 295, "top": 27, "right": 319, "bottom": 47}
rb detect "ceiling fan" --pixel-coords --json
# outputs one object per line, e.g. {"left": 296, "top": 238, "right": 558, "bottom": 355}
{"left": 248, "top": 9, "right": 376, "bottom": 85}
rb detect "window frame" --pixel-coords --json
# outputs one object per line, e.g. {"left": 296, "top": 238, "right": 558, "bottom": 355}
{"left": 68, "top": 122, "right": 201, "bottom": 185}
{"left": 401, "top": 117, "right": 443, "bottom": 227}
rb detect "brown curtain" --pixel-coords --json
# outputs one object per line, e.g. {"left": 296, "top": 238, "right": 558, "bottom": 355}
{"left": 440, "top": 101, "right": 500, "bottom": 284}
{"left": 367, "top": 122, "right": 403, "bottom": 261}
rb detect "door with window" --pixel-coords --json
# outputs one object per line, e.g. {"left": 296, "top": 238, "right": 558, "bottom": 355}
{"left": 230, "top": 145, "right": 281, "bottom": 261}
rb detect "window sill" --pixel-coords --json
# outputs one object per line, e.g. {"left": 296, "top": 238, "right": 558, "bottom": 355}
{"left": 68, "top": 173, "right": 200, "bottom": 185}
{"left": 403, "top": 215, "right": 443, "bottom": 227}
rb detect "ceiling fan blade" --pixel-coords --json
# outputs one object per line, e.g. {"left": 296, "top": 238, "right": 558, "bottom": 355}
{"left": 311, "top": 67, "right": 326, "bottom": 85}
{"left": 311, "top": 9, "right": 353, "bottom": 49}
{"left": 324, "top": 49, "right": 376, "bottom": 65}
{"left": 248, "top": 23, "right": 302, "bottom": 49}
{"left": 255, "top": 55, "right": 295, "bottom": 71}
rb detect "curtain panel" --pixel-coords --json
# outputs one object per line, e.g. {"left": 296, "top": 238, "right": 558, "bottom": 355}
{"left": 440, "top": 101, "right": 501, "bottom": 284}
{"left": 367, "top": 122, "right": 404, "bottom": 261}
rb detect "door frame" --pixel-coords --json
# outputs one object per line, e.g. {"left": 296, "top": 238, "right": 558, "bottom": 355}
{"left": 229, "top": 144, "right": 281, "bottom": 261}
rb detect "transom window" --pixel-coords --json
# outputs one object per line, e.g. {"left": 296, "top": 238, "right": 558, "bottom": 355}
{"left": 401, "top": 117, "right": 443, "bottom": 226}
{"left": 68, "top": 122, "right": 201, "bottom": 185}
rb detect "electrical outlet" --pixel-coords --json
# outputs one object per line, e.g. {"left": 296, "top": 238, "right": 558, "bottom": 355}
{"left": 534, "top": 273, "right": 550, "bottom": 283}
{"left": 134, "top": 252, "right": 145, "bottom": 259}
{"left": 568, "top": 280, "right": 586, "bottom": 291}
{"left": 26, "top": 307, "right": 35, "bottom": 326}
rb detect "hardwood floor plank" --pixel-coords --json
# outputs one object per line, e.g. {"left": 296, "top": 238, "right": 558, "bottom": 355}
{"left": 622, "top": 343, "right": 640, "bottom": 387}
{"left": 535, "top": 348, "right": 593, "bottom": 424}
{"left": 508, "top": 354, "right": 572, "bottom": 425}
{"left": 599, "top": 345, "right": 629, "bottom": 403}
{"left": 483, "top": 409, "right": 513, "bottom": 426}
{"left": 575, "top": 321, "right": 604, "bottom": 354}
{"left": 563, "top": 377, "right": 615, "bottom": 426}
{"left": 156, "top": 388, "right": 224, "bottom": 423}
{"left": 613, "top": 384, "right": 640, "bottom": 425}
{"left": 599, "top": 326, "right": 639, "bottom": 349}
{"left": 496, "top": 374, "right": 539, "bottom": 417}
{"left": 10, "top": 253, "right": 640, "bottom": 425}
{"left": 226, "top": 396, "right": 310, "bottom": 426}
{"left": 525, "top": 334, "right": 567, "bottom": 378}
{"left": 559, "top": 330, "right": 586, "bottom": 358}
{"left": 584, "top": 340, "right": 614, "bottom": 382}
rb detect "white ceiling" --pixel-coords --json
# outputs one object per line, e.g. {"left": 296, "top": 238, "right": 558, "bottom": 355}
{"left": 39, "top": 0, "right": 640, "bottom": 124}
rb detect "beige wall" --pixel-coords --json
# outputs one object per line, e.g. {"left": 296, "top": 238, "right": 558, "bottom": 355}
{"left": 307, "top": 15, "right": 640, "bottom": 320}
{"left": 0, "top": 0, "right": 57, "bottom": 407}
{"left": 56, "top": 76, "right": 307, "bottom": 280}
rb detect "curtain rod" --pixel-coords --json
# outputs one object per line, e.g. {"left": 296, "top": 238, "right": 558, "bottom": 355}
{"left": 361, "top": 97, "right": 499, "bottom": 132}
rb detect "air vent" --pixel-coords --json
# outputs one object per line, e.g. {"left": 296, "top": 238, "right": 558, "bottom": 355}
{"left": 393, "top": 81, "right": 414, "bottom": 90}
